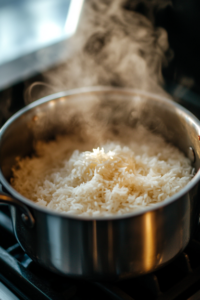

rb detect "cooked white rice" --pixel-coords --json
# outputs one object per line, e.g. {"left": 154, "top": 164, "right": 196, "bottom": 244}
{"left": 11, "top": 127, "right": 192, "bottom": 216}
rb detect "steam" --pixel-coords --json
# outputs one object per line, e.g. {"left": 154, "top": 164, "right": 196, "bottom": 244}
{"left": 25, "top": 0, "right": 172, "bottom": 103}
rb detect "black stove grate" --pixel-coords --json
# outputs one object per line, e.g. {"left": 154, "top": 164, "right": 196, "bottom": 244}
{"left": 1, "top": 207, "right": 200, "bottom": 300}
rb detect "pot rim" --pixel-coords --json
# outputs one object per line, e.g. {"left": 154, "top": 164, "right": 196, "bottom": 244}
{"left": 1, "top": 86, "right": 200, "bottom": 221}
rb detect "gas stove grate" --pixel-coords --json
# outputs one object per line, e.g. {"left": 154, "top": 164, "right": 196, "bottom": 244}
{"left": 1, "top": 208, "right": 200, "bottom": 300}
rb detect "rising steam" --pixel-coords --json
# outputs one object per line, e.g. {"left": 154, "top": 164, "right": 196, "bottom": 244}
{"left": 25, "top": 0, "right": 172, "bottom": 103}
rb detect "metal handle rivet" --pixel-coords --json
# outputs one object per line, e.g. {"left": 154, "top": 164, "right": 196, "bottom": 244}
{"left": 188, "top": 147, "right": 195, "bottom": 164}
{"left": 21, "top": 213, "right": 29, "bottom": 223}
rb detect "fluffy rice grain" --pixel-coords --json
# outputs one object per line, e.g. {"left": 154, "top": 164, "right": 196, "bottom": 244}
{"left": 11, "top": 127, "right": 192, "bottom": 216}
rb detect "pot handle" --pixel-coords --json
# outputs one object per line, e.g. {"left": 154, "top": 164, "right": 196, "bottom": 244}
{"left": 0, "top": 191, "right": 35, "bottom": 228}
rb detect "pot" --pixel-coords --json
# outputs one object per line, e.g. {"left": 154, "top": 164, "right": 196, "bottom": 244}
{"left": 1, "top": 87, "right": 200, "bottom": 281}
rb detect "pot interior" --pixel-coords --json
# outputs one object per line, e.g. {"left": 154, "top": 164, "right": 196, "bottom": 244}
{"left": 1, "top": 88, "right": 200, "bottom": 188}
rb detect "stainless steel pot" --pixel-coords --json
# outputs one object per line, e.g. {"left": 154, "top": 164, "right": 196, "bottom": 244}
{"left": 1, "top": 87, "right": 200, "bottom": 281}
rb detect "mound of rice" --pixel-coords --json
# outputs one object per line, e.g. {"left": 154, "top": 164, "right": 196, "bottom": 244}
{"left": 11, "top": 127, "right": 192, "bottom": 216}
